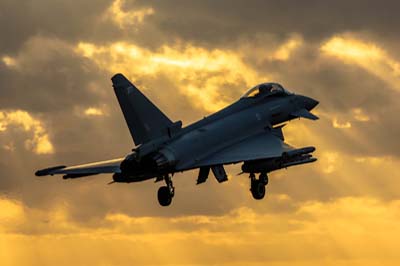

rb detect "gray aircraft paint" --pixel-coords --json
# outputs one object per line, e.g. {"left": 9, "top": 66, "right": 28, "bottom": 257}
{"left": 36, "top": 73, "right": 319, "bottom": 206}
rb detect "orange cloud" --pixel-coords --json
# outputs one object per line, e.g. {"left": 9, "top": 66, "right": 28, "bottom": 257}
{"left": 2, "top": 56, "right": 17, "bottom": 67}
{"left": 321, "top": 36, "right": 400, "bottom": 90}
{"left": 103, "top": 0, "right": 154, "bottom": 29}
{"left": 75, "top": 42, "right": 266, "bottom": 112}
{"left": 83, "top": 107, "right": 105, "bottom": 116}
{"left": 270, "top": 35, "right": 303, "bottom": 61}
{"left": 0, "top": 110, "right": 54, "bottom": 154}
{"left": 320, "top": 151, "right": 340, "bottom": 174}
{"left": 332, "top": 117, "right": 352, "bottom": 129}
{"left": 351, "top": 108, "right": 370, "bottom": 122}
{"left": 1, "top": 196, "right": 400, "bottom": 266}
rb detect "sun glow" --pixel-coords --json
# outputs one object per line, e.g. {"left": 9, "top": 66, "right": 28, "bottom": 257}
{"left": 76, "top": 42, "right": 266, "bottom": 112}
{"left": 1, "top": 196, "right": 400, "bottom": 266}
{"left": 321, "top": 36, "right": 400, "bottom": 90}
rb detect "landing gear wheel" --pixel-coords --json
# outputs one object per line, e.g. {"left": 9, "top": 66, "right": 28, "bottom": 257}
{"left": 251, "top": 180, "right": 266, "bottom": 200}
{"left": 157, "top": 174, "right": 175, "bottom": 206}
{"left": 158, "top": 186, "right": 172, "bottom": 206}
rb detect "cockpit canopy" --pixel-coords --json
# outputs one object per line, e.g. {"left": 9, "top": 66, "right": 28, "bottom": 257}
{"left": 241, "top": 83, "right": 292, "bottom": 99}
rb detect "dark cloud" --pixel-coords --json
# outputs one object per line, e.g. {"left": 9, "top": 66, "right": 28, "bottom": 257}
{"left": 2, "top": 0, "right": 400, "bottom": 51}
{"left": 0, "top": 0, "right": 113, "bottom": 53}
{"left": 0, "top": 36, "right": 110, "bottom": 113}
{"left": 129, "top": 0, "right": 400, "bottom": 48}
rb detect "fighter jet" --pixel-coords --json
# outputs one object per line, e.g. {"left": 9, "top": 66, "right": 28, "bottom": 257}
{"left": 36, "top": 73, "right": 319, "bottom": 206}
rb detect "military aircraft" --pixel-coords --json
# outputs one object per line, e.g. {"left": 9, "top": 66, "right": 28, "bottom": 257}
{"left": 36, "top": 73, "right": 319, "bottom": 206}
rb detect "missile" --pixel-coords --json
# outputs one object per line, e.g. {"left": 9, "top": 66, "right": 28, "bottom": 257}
{"left": 282, "top": 146, "right": 315, "bottom": 158}
{"left": 241, "top": 146, "right": 316, "bottom": 173}
{"left": 282, "top": 157, "right": 317, "bottom": 168}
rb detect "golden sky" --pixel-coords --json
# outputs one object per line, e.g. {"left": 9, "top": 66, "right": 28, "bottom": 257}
{"left": 1, "top": 0, "right": 400, "bottom": 265}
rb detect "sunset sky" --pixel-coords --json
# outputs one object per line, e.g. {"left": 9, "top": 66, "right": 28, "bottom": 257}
{"left": 1, "top": 0, "right": 400, "bottom": 265}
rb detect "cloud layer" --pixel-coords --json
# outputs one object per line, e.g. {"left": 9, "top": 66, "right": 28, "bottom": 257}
{"left": 2, "top": 196, "right": 400, "bottom": 266}
{"left": 1, "top": 0, "right": 400, "bottom": 265}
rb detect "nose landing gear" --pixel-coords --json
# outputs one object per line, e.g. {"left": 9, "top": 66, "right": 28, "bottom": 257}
{"left": 250, "top": 173, "right": 268, "bottom": 200}
{"left": 157, "top": 174, "right": 175, "bottom": 206}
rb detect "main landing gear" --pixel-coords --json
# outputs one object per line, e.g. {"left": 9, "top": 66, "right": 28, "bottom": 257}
{"left": 157, "top": 174, "right": 175, "bottom": 206}
{"left": 250, "top": 173, "right": 269, "bottom": 200}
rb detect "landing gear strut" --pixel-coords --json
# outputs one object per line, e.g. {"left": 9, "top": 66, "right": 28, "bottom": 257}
{"left": 250, "top": 173, "right": 268, "bottom": 200}
{"left": 157, "top": 174, "right": 174, "bottom": 206}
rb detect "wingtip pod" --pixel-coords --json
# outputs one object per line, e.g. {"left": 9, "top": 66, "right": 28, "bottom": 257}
{"left": 35, "top": 165, "right": 66, "bottom": 176}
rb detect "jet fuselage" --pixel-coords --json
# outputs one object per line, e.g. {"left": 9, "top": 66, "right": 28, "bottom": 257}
{"left": 35, "top": 74, "right": 319, "bottom": 206}
{"left": 118, "top": 92, "right": 317, "bottom": 182}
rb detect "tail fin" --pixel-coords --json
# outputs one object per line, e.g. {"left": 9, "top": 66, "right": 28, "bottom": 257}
{"left": 111, "top": 73, "right": 173, "bottom": 145}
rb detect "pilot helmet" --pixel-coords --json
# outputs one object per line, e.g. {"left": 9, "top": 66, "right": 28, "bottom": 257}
{"left": 258, "top": 84, "right": 273, "bottom": 93}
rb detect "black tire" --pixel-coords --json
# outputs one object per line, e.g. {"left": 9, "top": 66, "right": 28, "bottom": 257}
{"left": 251, "top": 180, "right": 266, "bottom": 200}
{"left": 158, "top": 186, "right": 172, "bottom": 206}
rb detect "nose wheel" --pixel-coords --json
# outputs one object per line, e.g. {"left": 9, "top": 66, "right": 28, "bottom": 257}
{"left": 250, "top": 173, "right": 268, "bottom": 200}
{"left": 157, "top": 174, "right": 174, "bottom": 206}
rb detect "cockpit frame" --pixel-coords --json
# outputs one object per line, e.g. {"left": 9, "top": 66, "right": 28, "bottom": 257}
{"left": 241, "top": 83, "right": 293, "bottom": 99}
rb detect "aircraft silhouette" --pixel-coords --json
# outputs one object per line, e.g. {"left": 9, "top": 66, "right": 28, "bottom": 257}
{"left": 36, "top": 74, "right": 319, "bottom": 206}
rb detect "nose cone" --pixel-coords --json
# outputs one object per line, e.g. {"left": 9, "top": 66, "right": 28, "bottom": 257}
{"left": 302, "top": 96, "right": 319, "bottom": 111}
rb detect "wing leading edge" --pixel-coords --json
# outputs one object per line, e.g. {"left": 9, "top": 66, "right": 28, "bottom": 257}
{"left": 177, "top": 130, "right": 295, "bottom": 170}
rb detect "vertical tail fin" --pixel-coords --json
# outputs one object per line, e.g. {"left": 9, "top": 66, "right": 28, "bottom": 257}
{"left": 111, "top": 73, "right": 173, "bottom": 145}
